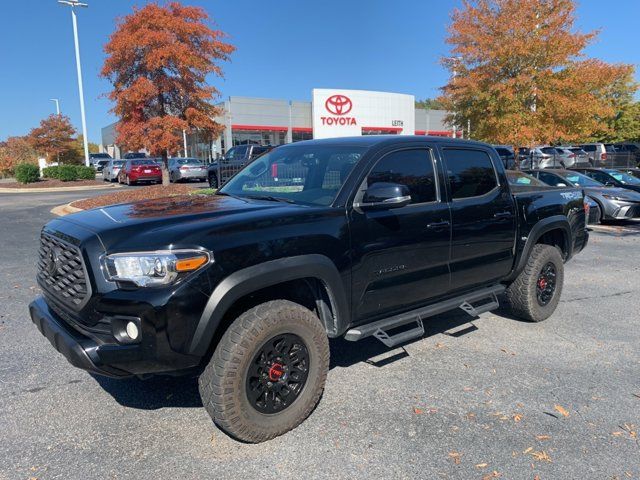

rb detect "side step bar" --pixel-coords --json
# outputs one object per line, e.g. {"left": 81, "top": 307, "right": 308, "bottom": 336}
{"left": 344, "top": 284, "right": 505, "bottom": 348}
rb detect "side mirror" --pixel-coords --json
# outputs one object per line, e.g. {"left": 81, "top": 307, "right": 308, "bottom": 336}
{"left": 355, "top": 182, "right": 411, "bottom": 211}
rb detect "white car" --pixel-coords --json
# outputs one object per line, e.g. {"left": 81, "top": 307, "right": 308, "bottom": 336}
{"left": 102, "top": 160, "right": 125, "bottom": 182}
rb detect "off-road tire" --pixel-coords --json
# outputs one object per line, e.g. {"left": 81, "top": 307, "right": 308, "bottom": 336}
{"left": 505, "top": 244, "right": 564, "bottom": 322}
{"left": 199, "top": 300, "right": 330, "bottom": 443}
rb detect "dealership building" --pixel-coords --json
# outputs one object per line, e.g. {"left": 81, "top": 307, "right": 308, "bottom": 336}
{"left": 101, "top": 88, "right": 456, "bottom": 161}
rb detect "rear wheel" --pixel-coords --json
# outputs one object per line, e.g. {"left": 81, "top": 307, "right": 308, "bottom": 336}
{"left": 208, "top": 173, "right": 218, "bottom": 189}
{"left": 126, "top": 175, "right": 133, "bottom": 186}
{"left": 199, "top": 300, "right": 329, "bottom": 443}
{"left": 505, "top": 244, "right": 564, "bottom": 322}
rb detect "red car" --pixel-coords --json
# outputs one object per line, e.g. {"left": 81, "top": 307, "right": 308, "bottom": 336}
{"left": 118, "top": 159, "right": 162, "bottom": 185}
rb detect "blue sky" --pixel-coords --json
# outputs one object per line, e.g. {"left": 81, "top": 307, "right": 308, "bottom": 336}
{"left": 0, "top": 0, "right": 637, "bottom": 143}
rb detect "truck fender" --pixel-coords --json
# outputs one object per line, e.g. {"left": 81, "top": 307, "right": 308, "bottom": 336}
{"left": 506, "top": 215, "right": 572, "bottom": 282}
{"left": 188, "top": 254, "right": 349, "bottom": 356}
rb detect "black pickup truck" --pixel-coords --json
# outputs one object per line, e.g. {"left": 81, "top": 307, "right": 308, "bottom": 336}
{"left": 29, "top": 136, "right": 588, "bottom": 443}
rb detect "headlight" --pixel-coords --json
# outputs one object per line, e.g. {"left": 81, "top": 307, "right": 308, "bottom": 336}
{"left": 602, "top": 194, "right": 632, "bottom": 201}
{"left": 103, "top": 250, "right": 211, "bottom": 287}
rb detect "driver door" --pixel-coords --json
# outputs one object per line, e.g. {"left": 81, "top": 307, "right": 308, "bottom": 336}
{"left": 349, "top": 146, "right": 451, "bottom": 324}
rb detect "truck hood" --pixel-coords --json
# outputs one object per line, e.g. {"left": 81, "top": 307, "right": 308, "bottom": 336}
{"left": 57, "top": 194, "right": 292, "bottom": 251}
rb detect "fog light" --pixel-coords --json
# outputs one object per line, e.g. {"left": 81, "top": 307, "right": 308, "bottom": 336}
{"left": 126, "top": 321, "right": 139, "bottom": 340}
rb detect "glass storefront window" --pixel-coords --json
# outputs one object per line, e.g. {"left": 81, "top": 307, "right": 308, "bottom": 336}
{"left": 292, "top": 131, "right": 313, "bottom": 142}
{"left": 232, "top": 130, "right": 287, "bottom": 147}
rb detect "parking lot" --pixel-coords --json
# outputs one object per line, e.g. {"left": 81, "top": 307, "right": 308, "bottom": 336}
{"left": 0, "top": 189, "right": 639, "bottom": 479}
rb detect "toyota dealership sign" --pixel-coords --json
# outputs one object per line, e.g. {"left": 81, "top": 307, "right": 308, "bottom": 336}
{"left": 312, "top": 88, "right": 415, "bottom": 139}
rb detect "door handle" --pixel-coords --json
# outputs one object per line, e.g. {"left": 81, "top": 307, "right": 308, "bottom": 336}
{"left": 426, "top": 221, "right": 451, "bottom": 230}
{"left": 494, "top": 211, "right": 513, "bottom": 219}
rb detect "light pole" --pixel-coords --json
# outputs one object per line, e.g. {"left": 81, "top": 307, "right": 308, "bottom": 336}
{"left": 50, "top": 98, "right": 60, "bottom": 115}
{"left": 58, "top": 0, "right": 90, "bottom": 166}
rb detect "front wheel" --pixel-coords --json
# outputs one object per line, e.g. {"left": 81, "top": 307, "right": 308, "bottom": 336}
{"left": 505, "top": 244, "right": 564, "bottom": 322}
{"left": 199, "top": 300, "right": 329, "bottom": 443}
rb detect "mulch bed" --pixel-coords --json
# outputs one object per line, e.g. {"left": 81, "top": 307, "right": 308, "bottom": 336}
{"left": 1, "top": 179, "right": 105, "bottom": 189}
{"left": 71, "top": 184, "right": 200, "bottom": 210}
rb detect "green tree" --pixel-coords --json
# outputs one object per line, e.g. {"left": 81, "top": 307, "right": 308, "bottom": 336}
{"left": 415, "top": 98, "right": 446, "bottom": 110}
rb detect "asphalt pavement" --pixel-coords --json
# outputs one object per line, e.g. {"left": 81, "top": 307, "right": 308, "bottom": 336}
{"left": 0, "top": 189, "right": 639, "bottom": 479}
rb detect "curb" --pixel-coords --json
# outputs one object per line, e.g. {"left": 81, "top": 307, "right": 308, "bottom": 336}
{"left": 0, "top": 183, "right": 122, "bottom": 193}
{"left": 51, "top": 202, "right": 84, "bottom": 217}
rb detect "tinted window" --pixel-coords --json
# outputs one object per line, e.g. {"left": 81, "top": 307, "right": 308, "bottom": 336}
{"left": 562, "top": 172, "right": 602, "bottom": 187}
{"left": 367, "top": 149, "right": 437, "bottom": 204}
{"left": 537, "top": 172, "right": 565, "bottom": 186}
{"left": 131, "top": 159, "right": 156, "bottom": 166}
{"left": 584, "top": 170, "right": 612, "bottom": 184}
{"left": 506, "top": 171, "right": 545, "bottom": 186}
{"left": 495, "top": 148, "right": 512, "bottom": 156}
{"left": 541, "top": 147, "right": 557, "bottom": 155}
{"left": 582, "top": 145, "right": 597, "bottom": 152}
{"left": 444, "top": 149, "right": 498, "bottom": 199}
{"left": 252, "top": 146, "right": 271, "bottom": 157}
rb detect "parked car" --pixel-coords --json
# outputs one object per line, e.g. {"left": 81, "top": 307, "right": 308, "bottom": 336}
{"left": 505, "top": 170, "right": 548, "bottom": 187}
{"left": 168, "top": 158, "right": 208, "bottom": 183}
{"left": 123, "top": 152, "right": 148, "bottom": 160}
{"left": 102, "top": 159, "right": 125, "bottom": 182}
{"left": 117, "top": 159, "right": 162, "bottom": 185}
{"left": 527, "top": 169, "right": 640, "bottom": 222}
{"left": 518, "top": 147, "right": 565, "bottom": 169}
{"left": 89, "top": 152, "right": 112, "bottom": 164}
{"left": 93, "top": 160, "right": 109, "bottom": 173}
{"left": 208, "top": 144, "right": 274, "bottom": 188}
{"left": 553, "top": 147, "right": 591, "bottom": 168}
{"left": 30, "top": 136, "right": 588, "bottom": 443}
{"left": 578, "top": 143, "right": 618, "bottom": 166}
{"left": 620, "top": 168, "right": 640, "bottom": 179}
{"left": 493, "top": 145, "right": 516, "bottom": 169}
{"left": 571, "top": 167, "right": 640, "bottom": 194}
{"left": 612, "top": 142, "right": 640, "bottom": 166}
{"left": 566, "top": 147, "right": 591, "bottom": 166}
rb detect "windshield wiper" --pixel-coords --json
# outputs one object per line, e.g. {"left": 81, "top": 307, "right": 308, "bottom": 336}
{"left": 244, "top": 194, "right": 296, "bottom": 204}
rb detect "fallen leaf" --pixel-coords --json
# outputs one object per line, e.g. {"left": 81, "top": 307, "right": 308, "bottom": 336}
{"left": 523, "top": 447, "right": 533, "bottom": 454}
{"left": 482, "top": 471, "right": 502, "bottom": 479}
{"left": 475, "top": 463, "right": 488, "bottom": 469}
{"left": 554, "top": 405, "right": 570, "bottom": 417}
{"left": 513, "top": 413, "right": 523, "bottom": 422}
{"left": 413, "top": 407, "right": 424, "bottom": 415}
{"left": 612, "top": 431, "right": 625, "bottom": 437}
{"left": 448, "top": 451, "right": 461, "bottom": 465}
{"left": 536, "top": 435, "right": 551, "bottom": 441}
{"left": 531, "top": 450, "right": 552, "bottom": 462}
{"left": 435, "top": 342, "right": 446, "bottom": 349}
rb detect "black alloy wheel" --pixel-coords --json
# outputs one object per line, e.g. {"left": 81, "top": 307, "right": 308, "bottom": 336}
{"left": 245, "top": 333, "right": 310, "bottom": 414}
{"left": 536, "top": 262, "right": 557, "bottom": 306}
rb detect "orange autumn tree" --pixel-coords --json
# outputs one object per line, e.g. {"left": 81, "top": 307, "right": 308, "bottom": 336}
{"left": 101, "top": 2, "right": 235, "bottom": 185}
{"left": 439, "top": 0, "right": 637, "bottom": 147}
{"left": 28, "top": 114, "right": 77, "bottom": 162}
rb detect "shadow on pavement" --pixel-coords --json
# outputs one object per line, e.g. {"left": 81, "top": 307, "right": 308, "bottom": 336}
{"left": 94, "top": 307, "right": 494, "bottom": 410}
{"left": 93, "top": 373, "right": 203, "bottom": 410}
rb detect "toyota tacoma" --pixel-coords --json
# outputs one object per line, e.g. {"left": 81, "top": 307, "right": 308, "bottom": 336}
{"left": 29, "top": 136, "right": 588, "bottom": 442}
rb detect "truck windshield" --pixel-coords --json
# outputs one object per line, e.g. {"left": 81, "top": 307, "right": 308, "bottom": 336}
{"left": 219, "top": 145, "right": 367, "bottom": 206}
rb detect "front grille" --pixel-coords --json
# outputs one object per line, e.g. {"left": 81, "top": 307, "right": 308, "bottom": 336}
{"left": 37, "top": 232, "right": 89, "bottom": 308}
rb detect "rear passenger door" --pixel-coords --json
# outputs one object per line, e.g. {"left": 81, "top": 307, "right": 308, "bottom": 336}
{"left": 440, "top": 146, "right": 516, "bottom": 292}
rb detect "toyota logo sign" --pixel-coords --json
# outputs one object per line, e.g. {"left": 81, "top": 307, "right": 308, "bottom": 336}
{"left": 325, "top": 95, "right": 352, "bottom": 116}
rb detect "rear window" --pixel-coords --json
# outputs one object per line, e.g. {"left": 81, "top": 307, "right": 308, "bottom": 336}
{"left": 131, "top": 160, "right": 157, "bottom": 166}
{"left": 582, "top": 145, "right": 597, "bottom": 152}
{"left": 541, "top": 147, "right": 557, "bottom": 154}
{"left": 494, "top": 148, "right": 512, "bottom": 156}
{"left": 174, "top": 158, "right": 202, "bottom": 165}
{"left": 443, "top": 148, "right": 498, "bottom": 199}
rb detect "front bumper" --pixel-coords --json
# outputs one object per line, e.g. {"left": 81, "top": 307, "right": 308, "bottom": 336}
{"left": 609, "top": 202, "right": 640, "bottom": 219}
{"left": 29, "top": 296, "right": 134, "bottom": 378}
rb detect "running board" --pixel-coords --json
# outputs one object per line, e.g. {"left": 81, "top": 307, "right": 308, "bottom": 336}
{"left": 344, "top": 285, "right": 505, "bottom": 347}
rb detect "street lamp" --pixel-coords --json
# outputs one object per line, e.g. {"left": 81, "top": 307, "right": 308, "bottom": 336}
{"left": 58, "top": 0, "right": 90, "bottom": 166}
{"left": 50, "top": 98, "right": 60, "bottom": 115}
